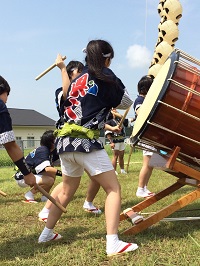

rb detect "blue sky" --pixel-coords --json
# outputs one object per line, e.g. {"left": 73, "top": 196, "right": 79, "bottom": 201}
{"left": 0, "top": 0, "right": 198, "bottom": 121}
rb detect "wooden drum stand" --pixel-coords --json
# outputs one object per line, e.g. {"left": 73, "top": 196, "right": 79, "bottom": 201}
{"left": 120, "top": 146, "right": 200, "bottom": 235}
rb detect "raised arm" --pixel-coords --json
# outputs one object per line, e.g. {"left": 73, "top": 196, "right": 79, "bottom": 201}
{"left": 55, "top": 54, "right": 70, "bottom": 101}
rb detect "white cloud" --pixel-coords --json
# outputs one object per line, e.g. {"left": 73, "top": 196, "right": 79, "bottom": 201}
{"left": 126, "top": 44, "right": 152, "bottom": 69}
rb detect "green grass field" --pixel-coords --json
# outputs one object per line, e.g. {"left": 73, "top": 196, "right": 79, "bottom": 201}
{"left": 0, "top": 146, "right": 200, "bottom": 266}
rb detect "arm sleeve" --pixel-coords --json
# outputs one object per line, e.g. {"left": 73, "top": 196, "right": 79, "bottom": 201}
{"left": 116, "top": 89, "right": 133, "bottom": 110}
{"left": 0, "top": 101, "right": 15, "bottom": 144}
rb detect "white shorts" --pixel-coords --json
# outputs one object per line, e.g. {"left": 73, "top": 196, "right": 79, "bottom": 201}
{"left": 16, "top": 175, "right": 42, "bottom": 188}
{"left": 60, "top": 149, "right": 114, "bottom": 177}
{"left": 138, "top": 142, "right": 156, "bottom": 157}
{"left": 143, "top": 150, "right": 153, "bottom": 156}
{"left": 113, "top": 142, "right": 125, "bottom": 151}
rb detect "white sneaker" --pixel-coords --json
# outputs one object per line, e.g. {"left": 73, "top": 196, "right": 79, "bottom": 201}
{"left": 84, "top": 208, "right": 102, "bottom": 214}
{"left": 83, "top": 201, "right": 102, "bottom": 215}
{"left": 136, "top": 188, "right": 154, "bottom": 198}
{"left": 144, "top": 187, "right": 155, "bottom": 196}
{"left": 107, "top": 241, "right": 138, "bottom": 257}
{"left": 38, "top": 212, "right": 49, "bottom": 223}
{"left": 25, "top": 191, "right": 34, "bottom": 201}
{"left": 38, "top": 217, "right": 47, "bottom": 223}
{"left": 120, "top": 169, "right": 127, "bottom": 174}
{"left": 38, "top": 230, "right": 62, "bottom": 243}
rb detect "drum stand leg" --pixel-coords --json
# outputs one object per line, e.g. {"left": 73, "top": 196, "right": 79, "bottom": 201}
{"left": 120, "top": 146, "right": 200, "bottom": 235}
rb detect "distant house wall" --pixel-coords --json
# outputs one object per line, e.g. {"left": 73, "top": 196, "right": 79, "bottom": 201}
{"left": 13, "top": 126, "right": 55, "bottom": 139}
{"left": 13, "top": 126, "right": 56, "bottom": 149}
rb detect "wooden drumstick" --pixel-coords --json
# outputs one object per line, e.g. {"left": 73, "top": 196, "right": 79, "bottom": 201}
{"left": 0, "top": 189, "right": 7, "bottom": 197}
{"left": 118, "top": 107, "right": 131, "bottom": 128}
{"left": 35, "top": 184, "right": 66, "bottom": 212}
{"left": 35, "top": 56, "right": 67, "bottom": 81}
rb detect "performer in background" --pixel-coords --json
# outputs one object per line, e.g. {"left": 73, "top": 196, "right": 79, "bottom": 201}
{"left": 14, "top": 130, "right": 59, "bottom": 203}
{"left": 134, "top": 75, "right": 156, "bottom": 198}
{"left": 38, "top": 39, "right": 138, "bottom": 257}
{"left": 0, "top": 75, "right": 36, "bottom": 188}
{"left": 105, "top": 109, "right": 129, "bottom": 175}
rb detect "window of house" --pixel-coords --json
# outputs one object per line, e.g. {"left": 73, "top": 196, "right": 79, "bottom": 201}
{"left": 27, "top": 137, "right": 35, "bottom": 148}
{"left": 16, "top": 137, "right": 23, "bottom": 150}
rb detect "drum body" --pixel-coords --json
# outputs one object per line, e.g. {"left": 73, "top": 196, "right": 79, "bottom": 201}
{"left": 132, "top": 50, "right": 200, "bottom": 168}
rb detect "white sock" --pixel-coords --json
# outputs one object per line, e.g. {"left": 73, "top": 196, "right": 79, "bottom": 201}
{"left": 137, "top": 187, "right": 144, "bottom": 192}
{"left": 106, "top": 234, "right": 119, "bottom": 254}
{"left": 39, "top": 207, "right": 50, "bottom": 218}
{"left": 136, "top": 187, "right": 146, "bottom": 197}
{"left": 83, "top": 200, "right": 96, "bottom": 210}
{"left": 43, "top": 226, "right": 52, "bottom": 234}
{"left": 25, "top": 191, "right": 34, "bottom": 200}
{"left": 38, "top": 226, "right": 62, "bottom": 243}
{"left": 38, "top": 227, "right": 53, "bottom": 241}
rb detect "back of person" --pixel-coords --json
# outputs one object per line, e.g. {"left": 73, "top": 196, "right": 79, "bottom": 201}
{"left": 55, "top": 64, "right": 129, "bottom": 154}
{"left": 25, "top": 146, "right": 52, "bottom": 174}
{"left": 62, "top": 67, "right": 125, "bottom": 125}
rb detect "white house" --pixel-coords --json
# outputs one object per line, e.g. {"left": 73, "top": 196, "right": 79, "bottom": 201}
{"left": 8, "top": 108, "right": 56, "bottom": 149}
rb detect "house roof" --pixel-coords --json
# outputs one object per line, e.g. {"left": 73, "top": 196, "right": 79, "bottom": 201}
{"left": 8, "top": 108, "right": 56, "bottom": 127}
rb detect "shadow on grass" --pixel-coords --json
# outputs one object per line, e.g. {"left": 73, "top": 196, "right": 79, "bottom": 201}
{"left": 0, "top": 226, "right": 88, "bottom": 261}
{"left": 130, "top": 219, "right": 200, "bottom": 244}
{"left": 0, "top": 196, "right": 30, "bottom": 204}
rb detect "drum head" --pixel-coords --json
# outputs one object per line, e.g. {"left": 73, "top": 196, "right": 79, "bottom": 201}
{"left": 131, "top": 51, "right": 179, "bottom": 145}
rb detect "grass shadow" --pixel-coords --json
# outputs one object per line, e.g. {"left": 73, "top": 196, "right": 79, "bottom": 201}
{"left": 0, "top": 226, "right": 88, "bottom": 261}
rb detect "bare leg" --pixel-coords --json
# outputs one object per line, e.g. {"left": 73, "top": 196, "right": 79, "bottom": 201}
{"left": 25, "top": 175, "right": 55, "bottom": 202}
{"left": 84, "top": 170, "right": 101, "bottom": 203}
{"left": 85, "top": 179, "right": 100, "bottom": 202}
{"left": 91, "top": 170, "right": 121, "bottom": 234}
{"left": 112, "top": 150, "right": 119, "bottom": 171}
{"left": 39, "top": 177, "right": 101, "bottom": 219}
{"left": 83, "top": 178, "right": 102, "bottom": 213}
{"left": 38, "top": 154, "right": 138, "bottom": 255}
{"left": 138, "top": 155, "right": 153, "bottom": 188}
{"left": 136, "top": 155, "right": 154, "bottom": 198}
{"left": 91, "top": 170, "right": 138, "bottom": 255}
{"left": 118, "top": 150, "right": 125, "bottom": 170}
{"left": 31, "top": 175, "right": 55, "bottom": 194}
{"left": 39, "top": 182, "right": 63, "bottom": 213}
{"left": 45, "top": 175, "right": 81, "bottom": 229}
